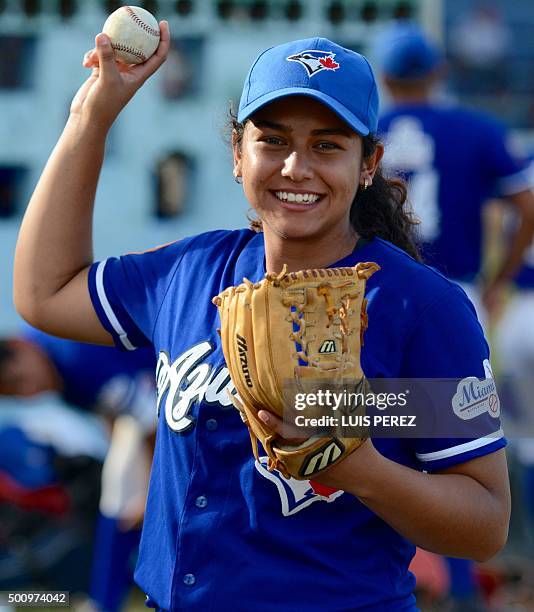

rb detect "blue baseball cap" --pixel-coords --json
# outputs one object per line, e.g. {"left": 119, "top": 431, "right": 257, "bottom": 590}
{"left": 238, "top": 37, "right": 379, "bottom": 136}
{"left": 377, "top": 23, "right": 444, "bottom": 80}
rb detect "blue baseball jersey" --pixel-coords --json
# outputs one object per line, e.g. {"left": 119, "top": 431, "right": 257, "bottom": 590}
{"left": 22, "top": 326, "right": 156, "bottom": 413}
{"left": 88, "top": 229, "right": 505, "bottom": 611}
{"left": 379, "top": 104, "right": 530, "bottom": 281}
{"left": 515, "top": 263, "right": 534, "bottom": 288}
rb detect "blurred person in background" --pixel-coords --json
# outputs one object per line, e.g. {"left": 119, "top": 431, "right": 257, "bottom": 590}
{"left": 0, "top": 326, "right": 157, "bottom": 611}
{"left": 494, "top": 194, "right": 534, "bottom": 555}
{"left": 0, "top": 392, "right": 103, "bottom": 597}
{"left": 375, "top": 22, "right": 534, "bottom": 611}
{"left": 376, "top": 22, "right": 534, "bottom": 325}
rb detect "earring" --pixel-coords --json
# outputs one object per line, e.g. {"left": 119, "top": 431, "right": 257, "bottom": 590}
{"left": 362, "top": 177, "right": 369, "bottom": 190}
{"left": 234, "top": 175, "right": 242, "bottom": 184}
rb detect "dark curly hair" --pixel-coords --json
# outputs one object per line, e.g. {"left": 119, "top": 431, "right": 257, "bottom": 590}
{"left": 230, "top": 110, "right": 421, "bottom": 261}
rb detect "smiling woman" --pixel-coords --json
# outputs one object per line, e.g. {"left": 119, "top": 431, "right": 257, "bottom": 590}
{"left": 235, "top": 97, "right": 365, "bottom": 260}
{"left": 230, "top": 99, "right": 420, "bottom": 269}
{"left": 13, "top": 31, "right": 510, "bottom": 611}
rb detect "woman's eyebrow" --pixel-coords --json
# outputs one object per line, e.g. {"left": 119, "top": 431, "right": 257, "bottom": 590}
{"left": 311, "top": 128, "right": 353, "bottom": 137}
{"left": 253, "top": 119, "right": 288, "bottom": 131}
{"left": 252, "top": 120, "right": 353, "bottom": 138}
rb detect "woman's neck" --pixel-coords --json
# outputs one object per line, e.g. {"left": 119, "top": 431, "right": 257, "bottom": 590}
{"left": 264, "top": 229, "right": 358, "bottom": 274}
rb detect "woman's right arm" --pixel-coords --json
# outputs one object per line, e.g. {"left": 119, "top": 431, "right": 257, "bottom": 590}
{"left": 14, "top": 25, "right": 170, "bottom": 344}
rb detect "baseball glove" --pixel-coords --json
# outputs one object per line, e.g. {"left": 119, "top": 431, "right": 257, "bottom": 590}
{"left": 212, "top": 262, "right": 380, "bottom": 480}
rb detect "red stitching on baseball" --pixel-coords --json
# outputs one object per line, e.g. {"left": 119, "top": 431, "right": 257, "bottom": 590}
{"left": 112, "top": 43, "right": 146, "bottom": 61}
{"left": 125, "top": 6, "right": 160, "bottom": 37}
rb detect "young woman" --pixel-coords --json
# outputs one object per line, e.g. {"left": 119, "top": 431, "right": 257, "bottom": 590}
{"left": 14, "top": 27, "right": 509, "bottom": 611}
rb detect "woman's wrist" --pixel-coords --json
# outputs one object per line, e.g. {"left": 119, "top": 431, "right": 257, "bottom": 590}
{"left": 313, "top": 438, "right": 388, "bottom": 498}
{"left": 65, "top": 112, "right": 110, "bottom": 144}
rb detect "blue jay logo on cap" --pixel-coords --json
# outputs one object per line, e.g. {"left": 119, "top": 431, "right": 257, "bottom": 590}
{"left": 287, "top": 50, "right": 340, "bottom": 77}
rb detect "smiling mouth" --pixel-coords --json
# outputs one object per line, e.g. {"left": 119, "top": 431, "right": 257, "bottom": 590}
{"left": 273, "top": 191, "right": 322, "bottom": 204}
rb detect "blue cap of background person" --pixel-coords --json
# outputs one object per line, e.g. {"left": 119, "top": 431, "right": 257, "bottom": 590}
{"left": 377, "top": 23, "right": 444, "bottom": 80}
{"left": 238, "top": 38, "right": 379, "bottom": 136}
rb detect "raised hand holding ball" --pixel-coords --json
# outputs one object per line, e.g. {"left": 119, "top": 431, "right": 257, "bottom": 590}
{"left": 103, "top": 5, "right": 160, "bottom": 64}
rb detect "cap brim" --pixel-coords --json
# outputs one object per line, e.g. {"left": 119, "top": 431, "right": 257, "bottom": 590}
{"left": 238, "top": 87, "right": 370, "bottom": 136}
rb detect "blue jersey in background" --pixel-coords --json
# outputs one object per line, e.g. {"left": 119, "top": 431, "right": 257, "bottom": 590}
{"left": 379, "top": 104, "right": 530, "bottom": 281}
{"left": 22, "top": 326, "right": 156, "bottom": 415}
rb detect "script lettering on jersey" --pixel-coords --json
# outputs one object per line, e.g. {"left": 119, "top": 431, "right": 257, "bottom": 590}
{"left": 156, "top": 342, "right": 234, "bottom": 432}
{"left": 236, "top": 334, "right": 253, "bottom": 388}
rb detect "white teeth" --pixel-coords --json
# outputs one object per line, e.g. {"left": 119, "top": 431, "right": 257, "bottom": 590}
{"left": 275, "top": 191, "right": 320, "bottom": 204}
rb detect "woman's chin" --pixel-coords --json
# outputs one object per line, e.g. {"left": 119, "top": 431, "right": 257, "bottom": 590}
{"left": 264, "top": 219, "right": 323, "bottom": 242}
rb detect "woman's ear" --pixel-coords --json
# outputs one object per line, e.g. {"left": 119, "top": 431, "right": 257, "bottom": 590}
{"left": 232, "top": 129, "right": 243, "bottom": 179}
{"left": 360, "top": 142, "right": 384, "bottom": 186}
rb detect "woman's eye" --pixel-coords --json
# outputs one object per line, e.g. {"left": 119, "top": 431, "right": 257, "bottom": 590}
{"left": 261, "top": 136, "right": 285, "bottom": 145}
{"left": 316, "top": 142, "right": 340, "bottom": 151}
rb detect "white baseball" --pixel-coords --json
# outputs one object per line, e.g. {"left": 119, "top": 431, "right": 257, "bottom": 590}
{"left": 103, "top": 6, "right": 160, "bottom": 65}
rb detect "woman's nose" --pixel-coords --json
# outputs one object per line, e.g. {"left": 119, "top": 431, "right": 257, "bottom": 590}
{"left": 281, "top": 151, "right": 314, "bottom": 182}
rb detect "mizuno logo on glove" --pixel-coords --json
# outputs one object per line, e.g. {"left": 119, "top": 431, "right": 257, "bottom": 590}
{"left": 236, "top": 334, "right": 253, "bottom": 388}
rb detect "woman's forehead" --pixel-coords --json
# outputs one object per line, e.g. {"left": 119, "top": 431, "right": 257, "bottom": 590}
{"left": 248, "top": 96, "right": 358, "bottom": 135}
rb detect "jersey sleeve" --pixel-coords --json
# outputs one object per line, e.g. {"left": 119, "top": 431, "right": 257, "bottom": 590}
{"left": 478, "top": 116, "right": 531, "bottom": 196}
{"left": 400, "top": 285, "right": 506, "bottom": 471}
{"left": 88, "top": 239, "right": 193, "bottom": 351}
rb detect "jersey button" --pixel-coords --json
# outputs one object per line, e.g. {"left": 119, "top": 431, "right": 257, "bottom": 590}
{"left": 195, "top": 495, "right": 208, "bottom": 509}
{"left": 183, "top": 573, "right": 196, "bottom": 587}
{"left": 206, "top": 418, "right": 218, "bottom": 431}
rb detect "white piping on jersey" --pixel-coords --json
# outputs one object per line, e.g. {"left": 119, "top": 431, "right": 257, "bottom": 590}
{"left": 96, "top": 260, "right": 136, "bottom": 351}
{"left": 416, "top": 428, "right": 504, "bottom": 462}
{"left": 497, "top": 169, "right": 532, "bottom": 196}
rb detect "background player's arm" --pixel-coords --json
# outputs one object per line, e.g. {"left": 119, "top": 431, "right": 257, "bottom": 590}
{"left": 13, "top": 27, "right": 170, "bottom": 344}
{"left": 483, "top": 188, "right": 534, "bottom": 312}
